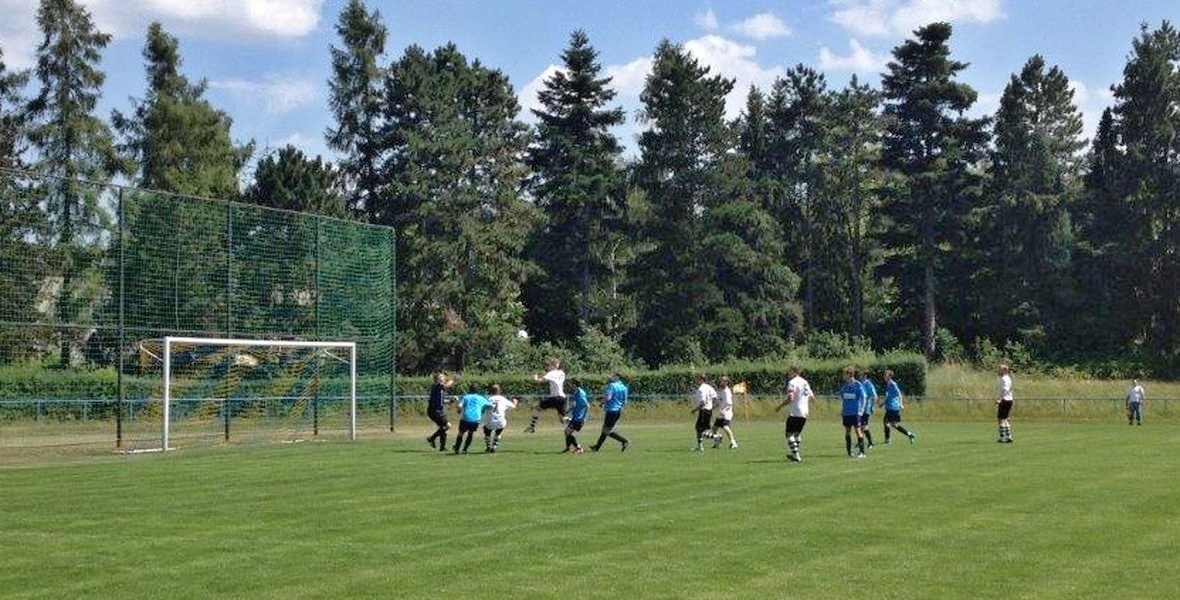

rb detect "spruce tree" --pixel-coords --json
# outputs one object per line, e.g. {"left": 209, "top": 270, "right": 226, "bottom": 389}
{"left": 524, "top": 30, "right": 627, "bottom": 344}
{"left": 879, "top": 22, "right": 988, "bottom": 357}
{"left": 326, "top": 0, "right": 387, "bottom": 221}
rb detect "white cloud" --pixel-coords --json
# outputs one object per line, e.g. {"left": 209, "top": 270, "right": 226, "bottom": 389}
{"left": 683, "top": 35, "right": 784, "bottom": 118}
{"left": 1069, "top": 79, "right": 1114, "bottom": 142}
{"left": 87, "top": 0, "right": 325, "bottom": 39}
{"left": 818, "top": 39, "right": 889, "bottom": 73}
{"left": 605, "top": 56, "right": 655, "bottom": 99}
{"left": 729, "top": 12, "right": 791, "bottom": 40}
{"left": 694, "top": 8, "right": 719, "bottom": 31}
{"left": 209, "top": 76, "right": 318, "bottom": 115}
{"left": 0, "top": 0, "right": 40, "bottom": 69}
{"left": 830, "top": 0, "right": 1003, "bottom": 38}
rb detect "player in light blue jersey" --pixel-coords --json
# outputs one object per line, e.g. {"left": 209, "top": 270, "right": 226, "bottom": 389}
{"left": 563, "top": 378, "right": 590, "bottom": 454}
{"left": 591, "top": 374, "right": 630, "bottom": 452}
{"left": 453, "top": 385, "right": 490, "bottom": 454}
{"left": 839, "top": 366, "right": 867, "bottom": 458}
{"left": 881, "top": 369, "right": 916, "bottom": 444}
{"left": 858, "top": 370, "right": 878, "bottom": 449}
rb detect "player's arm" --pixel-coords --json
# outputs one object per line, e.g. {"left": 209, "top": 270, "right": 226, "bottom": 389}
{"left": 775, "top": 389, "right": 794, "bottom": 411}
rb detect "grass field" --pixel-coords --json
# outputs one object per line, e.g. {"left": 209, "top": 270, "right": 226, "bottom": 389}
{"left": 2, "top": 417, "right": 1176, "bottom": 599}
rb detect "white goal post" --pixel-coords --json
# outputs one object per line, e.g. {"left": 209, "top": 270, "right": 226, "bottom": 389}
{"left": 162, "top": 336, "right": 358, "bottom": 450}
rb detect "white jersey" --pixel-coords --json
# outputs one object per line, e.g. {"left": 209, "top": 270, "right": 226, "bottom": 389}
{"left": 483, "top": 395, "right": 517, "bottom": 429}
{"left": 694, "top": 383, "right": 717, "bottom": 411}
{"left": 717, "top": 387, "right": 734, "bottom": 420}
{"left": 1128, "top": 385, "right": 1145, "bottom": 404}
{"left": 542, "top": 369, "right": 566, "bottom": 398}
{"left": 786, "top": 375, "right": 813, "bottom": 418}
{"left": 998, "top": 374, "right": 1014, "bottom": 402}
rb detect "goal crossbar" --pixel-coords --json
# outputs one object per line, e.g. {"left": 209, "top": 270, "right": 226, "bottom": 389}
{"left": 162, "top": 336, "right": 358, "bottom": 450}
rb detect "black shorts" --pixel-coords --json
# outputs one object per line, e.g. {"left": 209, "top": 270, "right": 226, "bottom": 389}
{"left": 842, "top": 415, "right": 861, "bottom": 428}
{"left": 997, "top": 400, "right": 1013, "bottom": 420}
{"left": 712, "top": 417, "right": 731, "bottom": 428}
{"left": 603, "top": 410, "right": 622, "bottom": 429}
{"left": 457, "top": 420, "right": 480, "bottom": 434}
{"left": 785, "top": 416, "right": 807, "bottom": 436}
{"left": 540, "top": 396, "right": 568, "bottom": 416}
{"left": 884, "top": 410, "right": 902, "bottom": 423}
{"left": 695, "top": 409, "right": 713, "bottom": 432}
{"left": 566, "top": 419, "right": 584, "bottom": 432}
{"left": 859, "top": 413, "right": 872, "bottom": 428}
{"left": 428, "top": 411, "right": 448, "bottom": 428}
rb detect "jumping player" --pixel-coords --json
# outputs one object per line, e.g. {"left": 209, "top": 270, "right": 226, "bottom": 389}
{"left": 591, "top": 373, "right": 630, "bottom": 452}
{"left": 690, "top": 373, "right": 717, "bottom": 451}
{"left": 840, "top": 366, "right": 867, "bottom": 458}
{"left": 453, "top": 385, "right": 490, "bottom": 454}
{"left": 564, "top": 377, "right": 590, "bottom": 453}
{"left": 710, "top": 375, "right": 738, "bottom": 449}
{"left": 880, "top": 369, "right": 916, "bottom": 444}
{"left": 525, "top": 358, "right": 566, "bottom": 433}
{"left": 775, "top": 365, "right": 813, "bottom": 462}
{"left": 482, "top": 384, "right": 517, "bottom": 453}
{"left": 426, "top": 372, "right": 455, "bottom": 452}
{"left": 996, "top": 363, "right": 1014, "bottom": 443}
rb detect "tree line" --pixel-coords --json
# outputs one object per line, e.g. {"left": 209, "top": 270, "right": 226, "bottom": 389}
{"left": 1, "top": 0, "right": 1178, "bottom": 375}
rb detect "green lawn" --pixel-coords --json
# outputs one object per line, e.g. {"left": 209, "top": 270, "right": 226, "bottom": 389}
{"left": 1, "top": 419, "right": 1175, "bottom": 599}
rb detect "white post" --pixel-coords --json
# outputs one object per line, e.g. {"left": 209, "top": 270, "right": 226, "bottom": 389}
{"left": 162, "top": 337, "right": 172, "bottom": 451}
{"left": 349, "top": 343, "right": 357, "bottom": 441}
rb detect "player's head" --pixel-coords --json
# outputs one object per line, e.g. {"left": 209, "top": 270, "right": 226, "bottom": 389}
{"left": 856, "top": 369, "right": 866, "bottom": 379}
{"left": 569, "top": 376, "right": 581, "bottom": 388}
{"left": 997, "top": 363, "right": 1010, "bottom": 375}
{"left": 693, "top": 373, "right": 705, "bottom": 384}
{"left": 1132, "top": 378, "right": 1139, "bottom": 386}
{"left": 434, "top": 372, "right": 446, "bottom": 384}
{"left": 467, "top": 383, "right": 479, "bottom": 394}
{"left": 546, "top": 357, "right": 560, "bottom": 370}
{"left": 720, "top": 375, "right": 731, "bottom": 387}
{"left": 843, "top": 366, "right": 856, "bottom": 381}
{"left": 490, "top": 383, "right": 501, "bottom": 394}
{"left": 788, "top": 365, "right": 801, "bottom": 377}
{"left": 884, "top": 369, "right": 894, "bottom": 381}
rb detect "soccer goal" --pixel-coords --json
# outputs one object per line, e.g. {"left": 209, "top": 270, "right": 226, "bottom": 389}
{"left": 138, "top": 337, "right": 358, "bottom": 451}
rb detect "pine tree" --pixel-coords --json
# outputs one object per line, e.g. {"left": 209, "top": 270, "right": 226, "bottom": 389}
{"left": 523, "top": 30, "right": 627, "bottom": 344}
{"left": 629, "top": 40, "right": 733, "bottom": 365}
{"left": 25, "top": 0, "right": 115, "bottom": 366}
{"left": 326, "top": 0, "right": 387, "bottom": 221}
{"left": 382, "top": 43, "right": 535, "bottom": 371}
{"left": 879, "top": 22, "right": 988, "bottom": 357}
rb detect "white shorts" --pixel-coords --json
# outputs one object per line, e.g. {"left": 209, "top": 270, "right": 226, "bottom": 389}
{"left": 484, "top": 415, "right": 507, "bottom": 430}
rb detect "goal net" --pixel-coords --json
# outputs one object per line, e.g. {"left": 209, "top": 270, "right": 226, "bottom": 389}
{"left": 128, "top": 336, "right": 357, "bottom": 452}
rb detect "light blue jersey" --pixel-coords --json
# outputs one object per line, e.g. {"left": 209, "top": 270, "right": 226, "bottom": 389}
{"left": 604, "top": 380, "right": 629, "bottom": 412}
{"left": 860, "top": 379, "right": 878, "bottom": 415}
{"left": 570, "top": 387, "right": 590, "bottom": 421}
{"left": 459, "top": 393, "right": 490, "bottom": 422}
{"left": 840, "top": 381, "right": 866, "bottom": 417}
{"left": 884, "top": 380, "right": 903, "bottom": 411}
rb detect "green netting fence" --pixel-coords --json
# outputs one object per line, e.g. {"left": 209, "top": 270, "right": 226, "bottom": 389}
{"left": 0, "top": 167, "right": 395, "bottom": 450}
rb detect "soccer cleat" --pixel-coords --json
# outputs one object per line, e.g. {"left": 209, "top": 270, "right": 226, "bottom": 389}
{"left": 621, "top": 441, "right": 630, "bottom": 452}
{"left": 908, "top": 433, "right": 917, "bottom": 444}
{"left": 729, "top": 442, "right": 738, "bottom": 450}
{"left": 857, "top": 452, "right": 866, "bottom": 458}
{"left": 1004, "top": 438, "right": 1014, "bottom": 444}
{"left": 523, "top": 427, "right": 535, "bottom": 434}
{"left": 694, "top": 444, "right": 703, "bottom": 452}
{"left": 427, "top": 437, "right": 436, "bottom": 449}
{"left": 788, "top": 452, "right": 800, "bottom": 462}
{"left": 712, "top": 439, "right": 721, "bottom": 449}
{"left": 574, "top": 447, "right": 584, "bottom": 454}
{"left": 590, "top": 445, "right": 601, "bottom": 453}
{"left": 884, "top": 439, "right": 891, "bottom": 445}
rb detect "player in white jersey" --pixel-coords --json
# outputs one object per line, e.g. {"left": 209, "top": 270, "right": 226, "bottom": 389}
{"left": 996, "top": 364, "right": 1014, "bottom": 443}
{"left": 482, "top": 384, "right": 518, "bottom": 453}
{"left": 690, "top": 373, "right": 718, "bottom": 451}
{"left": 709, "top": 375, "right": 738, "bottom": 449}
{"left": 775, "top": 365, "right": 813, "bottom": 462}
{"left": 525, "top": 358, "right": 566, "bottom": 433}
{"left": 1126, "top": 379, "right": 1145, "bottom": 425}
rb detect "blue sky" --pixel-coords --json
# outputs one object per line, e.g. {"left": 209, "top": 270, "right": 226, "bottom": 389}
{"left": 2, "top": 0, "right": 1177, "bottom": 164}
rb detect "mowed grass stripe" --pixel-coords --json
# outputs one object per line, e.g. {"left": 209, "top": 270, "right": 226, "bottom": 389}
{"left": 1, "top": 421, "right": 1177, "bottom": 599}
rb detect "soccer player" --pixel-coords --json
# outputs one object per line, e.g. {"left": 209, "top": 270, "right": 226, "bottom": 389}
{"left": 690, "top": 373, "right": 717, "bottom": 451}
{"left": 1126, "top": 379, "right": 1145, "bottom": 426}
{"left": 426, "top": 372, "right": 455, "bottom": 452}
{"left": 453, "top": 385, "right": 490, "bottom": 454}
{"left": 880, "top": 369, "right": 916, "bottom": 444}
{"left": 525, "top": 358, "right": 566, "bottom": 433}
{"left": 996, "top": 363, "right": 1014, "bottom": 443}
{"left": 858, "top": 369, "right": 878, "bottom": 449}
{"left": 775, "top": 365, "right": 813, "bottom": 462}
{"left": 564, "top": 377, "right": 590, "bottom": 453}
{"left": 710, "top": 375, "right": 738, "bottom": 449}
{"left": 840, "top": 366, "right": 867, "bottom": 458}
{"left": 482, "top": 384, "right": 517, "bottom": 453}
{"left": 591, "top": 373, "right": 630, "bottom": 452}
